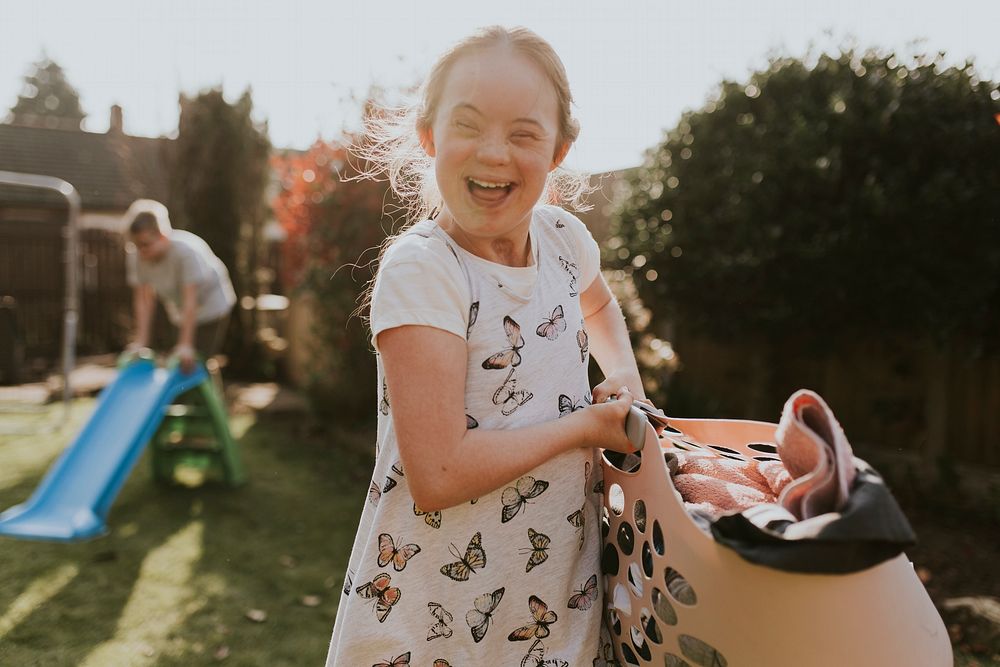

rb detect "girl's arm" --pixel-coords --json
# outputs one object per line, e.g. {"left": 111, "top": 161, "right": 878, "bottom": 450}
{"left": 580, "top": 272, "right": 647, "bottom": 403}
{"left": 378, "top": 324, "right": 637, "bottom": 512}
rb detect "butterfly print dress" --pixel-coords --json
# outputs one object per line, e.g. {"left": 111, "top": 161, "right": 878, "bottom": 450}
{"left": 326, "top": 206, "right": 606, "bottom": 666}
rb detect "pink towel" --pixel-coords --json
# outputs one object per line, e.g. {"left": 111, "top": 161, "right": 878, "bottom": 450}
{"left": 670, "top": 389, "right": 856, "bottom": 521}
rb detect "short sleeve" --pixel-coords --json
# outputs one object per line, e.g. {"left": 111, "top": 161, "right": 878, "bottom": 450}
{"left": 548, "top": 207, "right": 601, "bottom": 290}
{"left": 370, "top": 233, "right": 471, "bottom": 351}
{"left": 125, "top": 249, "right": 141, "bottom": 287}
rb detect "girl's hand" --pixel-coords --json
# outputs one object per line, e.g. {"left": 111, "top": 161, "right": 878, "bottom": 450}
{"left": 585, "top": 386, "right": 641, "bottom": 454}
{"left": 592, "top": 370, "right": 649, "bottom": 406}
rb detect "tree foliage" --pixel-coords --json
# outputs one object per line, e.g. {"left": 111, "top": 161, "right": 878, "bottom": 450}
{"left": 271, "top": 139, "right": 395, "bottom": 422}
{"left": 168, "top": 88, "right": 271, "bottom": 372}
{"left": 610, "top": 50, "right": 1000, "bottom": 354}
{"left": 6, "top": 58, "right": 86, "bottom": 130}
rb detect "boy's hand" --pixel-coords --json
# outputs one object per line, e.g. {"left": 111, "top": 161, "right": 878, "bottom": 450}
{"left": 172, "top": 344, "right": 197, "bottom": 374}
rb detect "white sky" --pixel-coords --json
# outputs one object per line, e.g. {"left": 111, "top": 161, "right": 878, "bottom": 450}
{"left": 1, "top": 0, "right": 998, "bottom": 173}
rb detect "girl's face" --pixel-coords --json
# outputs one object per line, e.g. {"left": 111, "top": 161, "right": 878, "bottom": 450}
{"left": 420, "top": 46, "right": 570, "bottom": 244}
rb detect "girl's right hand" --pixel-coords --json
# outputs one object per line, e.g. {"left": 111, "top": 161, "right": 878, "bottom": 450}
{"left": 586, "top": 386, "right": 640, "bottom": 454}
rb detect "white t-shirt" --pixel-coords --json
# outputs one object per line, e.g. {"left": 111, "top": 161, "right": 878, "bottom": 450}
{"left": 370, "top": 206, "right": 600, "bottom": 348}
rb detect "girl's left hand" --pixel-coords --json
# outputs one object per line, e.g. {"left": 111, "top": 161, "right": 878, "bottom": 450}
{"left": 592, "top": 369, "right": 649, "bottom": 406}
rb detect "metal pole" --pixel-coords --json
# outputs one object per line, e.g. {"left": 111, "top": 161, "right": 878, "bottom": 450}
{"left": 0, "top": 171, "right": 80, "bottom": 428}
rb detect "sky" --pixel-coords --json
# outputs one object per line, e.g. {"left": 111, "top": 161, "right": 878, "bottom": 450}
{"left": 1, "top": 0, "right": 998, "bottom": 173}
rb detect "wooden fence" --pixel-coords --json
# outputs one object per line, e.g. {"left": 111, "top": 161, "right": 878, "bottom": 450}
{"left": 0, "top": 220, "right": 131, "bottom": 362}
{"left": 666, "top": 327, "right": 1000, "bottom": 469}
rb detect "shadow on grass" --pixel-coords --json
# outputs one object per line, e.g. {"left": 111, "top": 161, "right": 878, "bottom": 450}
{"left": 0, "top": 410, "right": 377, "bottom": 666}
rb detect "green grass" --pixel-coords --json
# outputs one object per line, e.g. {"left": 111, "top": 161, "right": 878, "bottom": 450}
{"left": 0, "top": 399, "right": 374, "bottom": 666}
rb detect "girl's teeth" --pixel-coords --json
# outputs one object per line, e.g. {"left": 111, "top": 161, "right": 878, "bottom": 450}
{"left": 469, "top": 178, "right": 510, "bottom": 189}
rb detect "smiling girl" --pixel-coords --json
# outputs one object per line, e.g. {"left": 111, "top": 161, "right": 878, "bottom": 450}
{"left": 326, "top": 26, "right": 643, "bottom": 666}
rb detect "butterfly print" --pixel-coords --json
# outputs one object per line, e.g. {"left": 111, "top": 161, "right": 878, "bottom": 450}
{"left": 467, "top": 301, "right": 480, "bottom": 338}
{"left": 368, "top": 481, "right": 381, "bottom": 506}
{"left": 508, "top": 595, "right": 559, "bottom": 641}
{"left": 592, "top": 478, "right": 605, "bottom": 495}
{"left": 372, "top": 652, "right": 410, "bottom": 667}
{"left": 521, "top": 528, "right": 551, "bottom": 573}
{"left": 379, "top": 377, "right": 390, "bottom": 415}
{"left": 427, "top": 602, "right": 454, "bottom": 641}
{"left": 355, "top": 572, "right": 401, "bottom": 623}
{"left": 554, "top": 217, "right": 566, "bottom": 229}
{"left": 383, "top": 460, "right": 405, "bottom": 493}
{"left": 535, "top": 305, "right": 566, "bottom": 341}
{"left": 566, "top": 506, "right": 585, "bottom": 550}
{"left": 377, "top": 533, "right": 421, "bottom": 571}
{"left": 433, "top": 661, "right": 452, "bottom": 667}
{"left": 466, "top": 587, "right": 505, "bottom": 643}
{"left": 440, "top": 531, "right": 487, "bottom": 581}
{"left": 482, "top": 316, "right": 524, "bottom": 369}
{"left": 492, "top": 368, "right": 533, "bottom": 416}
{"left": 413, "top": 503, "right": 442, "bottom": 529}
{"left": 557, "top": 393, "right": 589, "bottom": 418}
{"left": 501, "top": 475, "right": 550, "bottom": 523}
{"left": 342, "top": 569, "right": 354, "bottom": 596}
{"left": 567, "top": 574, "right": 599, "bottom": 611}
{"left": 466, "top": 414, "right": 479, "bottom": 429}
{"left": 559, "top": 256, "right": 580, "bottom": 296}
{"left": 576, "top": 326, "right": 589, "bottom": 363}
{"left": 521, "top": 639, "right": 569, "bottom": 667}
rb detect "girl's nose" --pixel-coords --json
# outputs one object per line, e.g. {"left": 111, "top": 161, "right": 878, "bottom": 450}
{"left": 476, "top": 135, "right": 511, "bottom": 165}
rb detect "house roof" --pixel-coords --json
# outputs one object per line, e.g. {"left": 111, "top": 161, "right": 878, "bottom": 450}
{"left": 0, "top": 124, "right": 170, "bottom": 210}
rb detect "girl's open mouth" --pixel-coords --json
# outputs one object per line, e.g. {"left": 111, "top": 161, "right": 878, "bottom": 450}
{"left": 467, "top": 177, "right": 513, "bottom": 204}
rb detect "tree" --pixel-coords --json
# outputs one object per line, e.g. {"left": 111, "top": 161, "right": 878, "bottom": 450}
{"left": 271, "top": 139, "right": 396, "bottom": 422}
{"left": 610, "top": 49, "right": 1000, "bottom": 356}
{"left": 6, "top": 58, "right": 86, "bottom": 130}
{"left": 168, "top": 88, "right": 271, "bottom": 373}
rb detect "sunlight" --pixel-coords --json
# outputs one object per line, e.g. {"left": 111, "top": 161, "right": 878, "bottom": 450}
{"left": 0, "top": 563, "right": 79, "bottom": 639}
{"left": 80, "top": 520, "right": 205, "bottom": 666}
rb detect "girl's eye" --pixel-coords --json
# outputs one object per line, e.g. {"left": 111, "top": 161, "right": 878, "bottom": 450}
{"left": 512, "top": 132, "right": 539, "bottom": 141}
{"left": 456, "top": 121, "right": 477, "bottom": 131}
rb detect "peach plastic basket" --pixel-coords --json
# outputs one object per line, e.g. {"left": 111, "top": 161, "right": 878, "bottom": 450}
{"left": 599, "top": 416, "right": 952, "bottom": 667}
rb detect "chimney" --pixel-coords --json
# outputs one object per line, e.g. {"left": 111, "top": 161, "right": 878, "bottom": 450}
{"left": 108, "top": 104, "right": 123, "bottom": 133}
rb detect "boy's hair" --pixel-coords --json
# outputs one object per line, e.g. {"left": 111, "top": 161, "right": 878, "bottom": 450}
{"left": 123, "top": 199, "right": 172, "bottom": 236}
{"left": 356, "top": 25, "right": 590, "bottom": 225}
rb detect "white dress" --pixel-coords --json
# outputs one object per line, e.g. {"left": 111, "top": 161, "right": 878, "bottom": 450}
{"left": 326, "top": 206, "right": 609, "bottom": 667}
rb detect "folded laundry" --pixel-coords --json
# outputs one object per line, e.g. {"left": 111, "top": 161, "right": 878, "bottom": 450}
{"left": 663, "top": 389, "right": 915, "bottom": 573}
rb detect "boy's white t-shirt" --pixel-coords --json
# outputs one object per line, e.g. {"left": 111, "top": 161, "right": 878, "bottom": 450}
{"left": 371, "top": 210, "right": 600, "bottom": 347}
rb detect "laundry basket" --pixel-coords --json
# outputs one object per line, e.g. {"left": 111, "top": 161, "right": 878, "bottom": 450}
{"left": 599, "top": 416, "right": 952, "bottom": 667}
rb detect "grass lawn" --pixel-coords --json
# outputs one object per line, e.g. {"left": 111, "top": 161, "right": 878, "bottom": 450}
{"left": 0, "top": 398, "right": 373, "bottom": 666}
{"left": 1, "top": 396, "right": 996, "bottom": 666}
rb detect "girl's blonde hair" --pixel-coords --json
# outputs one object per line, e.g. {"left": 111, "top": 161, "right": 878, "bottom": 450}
{"left": 355, "top": 25, "right": 591, "bottom": 225}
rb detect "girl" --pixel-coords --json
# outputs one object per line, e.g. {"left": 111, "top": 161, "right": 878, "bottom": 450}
{"left": 326, "top": 26, "right": 644, "bottom": 666}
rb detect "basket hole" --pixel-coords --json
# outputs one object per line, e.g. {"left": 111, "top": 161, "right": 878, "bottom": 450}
{"left": 627, "top": 562, "right": 644, "bottom": 598}
{"left": 605, "top": 450, "right": 642, "bottom": 473}
{"left": 665, "top": 567, "right": 697, "bottom": 606}
{"left": 679, "top": 438, "right": 701, "bottom": 448}
{"left": 679, "top": 634, "right": 728, "bottom": 667}
{"left": 608, "top": 607, "right": 623, "bottom": 636}
{"left": 640, "top": 607, "right": 663, "bottom": 644}
{"left": 662, "top": 423, "right": 682, "bottom": 435}
{"left": 617, "top": 521, "right": 635, "bottom": 555}
{"left": 602, "top": 543, "right": 620, "bottom": 576}
{"left": 652, "top": 520, "right": 665, "bottom": 555}
{"left": 608, "top": 483, "right": 625, "bottom": 516}
{"left": 641, "top": 541, "right": 654, "bottom": 578}
{"left": 601, "top": 505, "right": 611, "bottom": 540}
{"left": 665, "top": 654, "right": 692, "bottom": 667}
{"left": 708, "top": 445, "right": 746, "bottom": 460}
{"left": 753, "top": 455, "right": 781, "bottom": 462}
{"left": 619, "top": 642, "right": 640, "bottom": 666}
{"left": 747, "top": 442, "right": 777, "bottom": 453}
{"left": 633, "top": 499, "right": 647, "bottom": 533}
{"left": 651, "top": 587, "right": 678, "bottom": 626}
{"left": 630, "top": 625, "right": 652, "bottom": 661}
{"left": 612, "top": 582, "right": 632, "bottom": 616}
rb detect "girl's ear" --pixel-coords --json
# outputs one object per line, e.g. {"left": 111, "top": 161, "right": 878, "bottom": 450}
{"left": 550, "top": 141, "right": 571, "bottom": 171}
{"left": 418, "top": 122, "right": 437, "bottom": 158}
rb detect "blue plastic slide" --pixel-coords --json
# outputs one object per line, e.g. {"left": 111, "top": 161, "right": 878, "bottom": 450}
{"left": 0, "top": 359, "right": 207, "bottom": 542}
